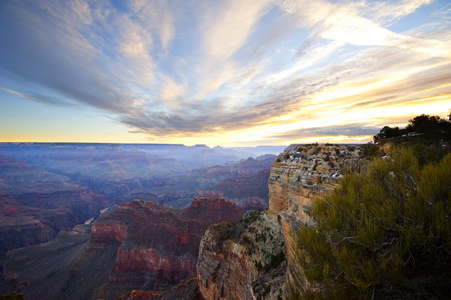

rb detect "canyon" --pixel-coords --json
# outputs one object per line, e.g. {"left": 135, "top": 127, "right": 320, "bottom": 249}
{"left": 191, "top": 144, "right": 365, "bottom": 299}
{"left": 1, "top": 197, "right": 244, "bottom": 299}
{"left": 0, "top": 155, "right": 106, "bottom": 270}
{"left": 119, "top": 144, "right": 366, "bottom": 300}
{"left": 1, "top": 142, "right": 367, "bottom": 299}
{"left": 0, "top": 143, "right": 275, "bottom": 272}
{"left": 0, "top": 143, "right": 276, "bottom": 210}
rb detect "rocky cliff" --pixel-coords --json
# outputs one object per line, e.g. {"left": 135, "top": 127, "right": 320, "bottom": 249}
{"left": 197, "top": 209, "right": 286, "bottom": 300}
{"left": 193, "top": 144, "right": 365, "bottom": 300}
{"left": 268, "top": 144, "right": 364, "bottom": 295}
{"left": 95, "top": 198, "right": 244, "bottom": 292}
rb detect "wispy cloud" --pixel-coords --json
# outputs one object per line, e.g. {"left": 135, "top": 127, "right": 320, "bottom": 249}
{"left": 0, "top": 0, "right": 449, "bottom": 145}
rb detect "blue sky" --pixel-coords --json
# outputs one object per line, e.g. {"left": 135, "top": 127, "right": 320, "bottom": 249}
{"left": 0, "top": 0, "right": 450, "bottom": 146}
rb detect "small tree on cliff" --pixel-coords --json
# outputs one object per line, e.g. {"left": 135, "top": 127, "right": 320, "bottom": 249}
{"left": 373, "top": 126, "right": 402, "bottom": 143}
{"left": 290, "top": 148, "right": 451, "bottom": 299}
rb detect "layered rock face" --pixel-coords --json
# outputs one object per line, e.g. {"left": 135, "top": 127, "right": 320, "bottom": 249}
{"left": 0, "top": 155, "right": 106, "bottom": 268}
{"left": 212, "top": 169, "right": 270, "bottom": 210}
{"left": 90, "top": 198, "right": 244, "bottom": 298}
{"left": 1, "top": 198, "right": 244, "bottom": 299}
{"left": 268, "top": 144, "right": 364, "bottom": 294}
{"left": 192, "top": 145, "right": 365, "bottom": 300}
{"left": 114, "top": 144, "right": 365, "bottom": 300}
{"left": 197, "top": 210, "right": 286, "bottom": 300}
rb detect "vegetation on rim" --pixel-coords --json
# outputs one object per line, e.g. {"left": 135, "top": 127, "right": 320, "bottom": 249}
{"left": 290, "top": 114, "right": 451, "bottom": 299}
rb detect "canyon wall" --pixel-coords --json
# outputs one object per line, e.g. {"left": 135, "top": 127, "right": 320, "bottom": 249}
{"left": 197, "top": 210, "right": 286, "bottom": 300}
{"left": 268, "top": 144, "right": 364, "bottom": 295}
{"left": 195, "top": 144, "right": 365, "bottom": 299}
{"left": 90, "top": 197, "right": 245, "bottom": 298}
{"left": 1, "top": 198, "right": 244, "bottom": 300}
{"left": 0, "top": 155, "right": 106, "bottom": 270}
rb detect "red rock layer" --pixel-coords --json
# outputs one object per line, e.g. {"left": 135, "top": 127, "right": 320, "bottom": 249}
{"left": 90, "top": 198, "right": 244, "bottom": 289}
{"left": 90, "top": 223, "right": 126, "bottom": 244}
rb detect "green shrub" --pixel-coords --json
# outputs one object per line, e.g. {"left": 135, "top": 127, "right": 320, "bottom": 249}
{"left": 291, "top": 149, "right": 451, "bottom": 299}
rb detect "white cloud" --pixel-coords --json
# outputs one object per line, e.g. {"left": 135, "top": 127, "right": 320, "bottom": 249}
{"left": 196, "top": 0, "right": 272, "bottom": 97}
{"left": 262, "top": 40, "right": 344, "bottom": 87}
{"left": 160, "top": 76, "right": 187, "bottom": 108}
{"left": 128, "top": 0, "right": 175, "bottom": 50}
{"left": 70, "top": 0, "right": 93, "bottom": 25}
{"left": 202, "top": 0, "right": 271, "bottom": 61}
{"left": 1, "top": 0, "right": 450, "bottom": 144}
{"left": 363, "top": 0, "right": 434, "bottom": 24}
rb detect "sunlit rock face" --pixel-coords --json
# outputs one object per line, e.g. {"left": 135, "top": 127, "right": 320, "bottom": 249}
{"left": 90, "top": 198, "right": 245, "bottom": 295}
{"left": 268, "top": 144, "right": 365, "bottom": 294}
{"left": 194, "top": 145, "right": 366, "bottom": 300}
{"left": 197, "top": 210, "right": 286, "bottom": 300}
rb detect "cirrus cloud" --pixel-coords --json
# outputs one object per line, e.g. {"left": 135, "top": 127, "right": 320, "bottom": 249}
{"left": 0, "top": 0, "right": 450, "bottom": 145}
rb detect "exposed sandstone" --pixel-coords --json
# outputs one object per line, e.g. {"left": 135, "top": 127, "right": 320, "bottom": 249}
{"left": 268, "top": 144, "right": 365, "bottom": 296}
{"left": 197, "top": 210, "right": 286, "bottom": 300}
{"left": 90, "top": 223, "right": 126, "bottom": 244}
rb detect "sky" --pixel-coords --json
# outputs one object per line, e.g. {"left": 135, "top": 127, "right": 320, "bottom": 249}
{"left": 0, "top": 0, "right": 450, "bottom": 147}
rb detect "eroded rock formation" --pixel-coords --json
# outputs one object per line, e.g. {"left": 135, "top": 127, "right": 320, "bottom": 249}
{"left": 269, "top": 144, "right": 364, "bottom": 295}
{"left": 90, "top": 197, "right": 245, "bottom": 297}
{"left": 194, "top": 144, "right": 365, "bottom": 300}
{"left": 197, "top": 210, "right": 286, "bottom": 300}
{"left": 1, "top": 198, "right": 244, "bottom": 299}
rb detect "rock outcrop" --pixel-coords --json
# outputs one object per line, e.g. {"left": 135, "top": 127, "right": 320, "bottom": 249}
{"left": 197, "top": 210, "right": 286, "bottom": 300}
{"left": 114, "top": 144, "right": 366, "bottom": 300}
{"left": 188, "top": 145, "right": 365, "bottom": 300}
{"left": 268, "top": 144, "right": 364, "bottom": 296}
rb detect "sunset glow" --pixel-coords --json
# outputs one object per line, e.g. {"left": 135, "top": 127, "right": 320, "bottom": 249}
{"left": 0, "top": 0, "right": 450, "bottom": 146}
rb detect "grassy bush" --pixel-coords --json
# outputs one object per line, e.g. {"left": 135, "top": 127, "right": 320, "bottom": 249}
{"left": 290, "top": 148, "right": 451, "bottom": 299}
